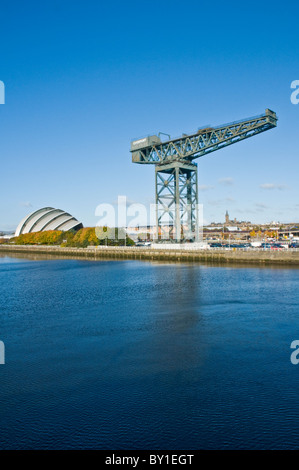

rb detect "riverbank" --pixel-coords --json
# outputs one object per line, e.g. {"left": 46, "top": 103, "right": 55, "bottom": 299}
{"left": 1, "top": 244, "right": 299, "bottom": 266}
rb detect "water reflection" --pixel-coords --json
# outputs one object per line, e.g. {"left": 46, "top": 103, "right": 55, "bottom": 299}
{"left": 137, "top": 264, "right": 205, "bottom": 376}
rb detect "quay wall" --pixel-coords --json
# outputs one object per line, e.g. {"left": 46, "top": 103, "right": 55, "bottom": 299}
{"left": 1, "top": 245, "right": 299, "bottom": 266}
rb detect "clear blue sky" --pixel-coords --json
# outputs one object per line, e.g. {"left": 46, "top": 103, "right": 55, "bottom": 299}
{"left": 0, "top": 0, "right": 298, "bottom": 230}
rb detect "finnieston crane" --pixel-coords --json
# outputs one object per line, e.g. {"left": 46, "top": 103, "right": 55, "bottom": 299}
{"left": 130, "top": 109, "right": 278, "bottom": 241}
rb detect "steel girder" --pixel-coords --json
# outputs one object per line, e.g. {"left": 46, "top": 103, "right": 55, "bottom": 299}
{"left": 155, "top": 161, "right": 198, "bottom": 241}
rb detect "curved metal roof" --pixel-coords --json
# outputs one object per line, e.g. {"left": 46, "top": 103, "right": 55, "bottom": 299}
{"left": 15, "top": 207, "right": 83, "bottom": 236}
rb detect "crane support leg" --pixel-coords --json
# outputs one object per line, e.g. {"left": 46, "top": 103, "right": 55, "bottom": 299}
{"left": 155, "top": 161, "right": 198, "bottom": 242}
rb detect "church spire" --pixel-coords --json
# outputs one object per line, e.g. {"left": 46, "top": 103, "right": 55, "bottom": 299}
{"left": 225, "top": 210, "right": 229, "bottom": 224}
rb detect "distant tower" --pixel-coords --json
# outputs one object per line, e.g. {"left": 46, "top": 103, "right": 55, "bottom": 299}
{"left": 225, "top": 210, "right": 230, "bottom": 225}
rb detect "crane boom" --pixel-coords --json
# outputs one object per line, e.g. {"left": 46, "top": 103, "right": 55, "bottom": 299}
{"left": 131, "top": 109, "right": 277, "bottom": 164}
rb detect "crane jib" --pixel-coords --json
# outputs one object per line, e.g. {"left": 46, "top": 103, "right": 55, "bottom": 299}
{"left": 130, "top": 109, "right": 277, "bottom": 164}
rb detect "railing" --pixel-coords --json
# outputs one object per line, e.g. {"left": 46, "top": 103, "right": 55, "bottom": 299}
{"left": 1, "top": 244, "right": 298, "bottom": 253}
{"left": 212, "top": 113, "right": 266, "bottom": 131}
{"left": 130, "top": 112, "right": 270, "bottom": 147}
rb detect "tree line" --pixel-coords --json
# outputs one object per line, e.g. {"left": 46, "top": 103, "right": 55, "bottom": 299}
{"left": 3, "top": 227, "right": 135, "bottom": 247}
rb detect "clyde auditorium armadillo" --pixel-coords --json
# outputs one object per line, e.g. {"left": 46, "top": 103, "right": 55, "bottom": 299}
{"left": 15, "top": 207, "right": 83, "bottom": 236}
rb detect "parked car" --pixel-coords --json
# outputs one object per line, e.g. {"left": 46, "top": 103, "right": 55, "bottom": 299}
{"left": 136, "top": 241, "right": 151, "bottom": 247}
{"left": 290, "top": 243, "right": 299, "bottom": 248}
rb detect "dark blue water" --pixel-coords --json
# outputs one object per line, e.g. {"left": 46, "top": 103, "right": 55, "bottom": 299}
{"left": 0, "top": 255, "right": 299, "bottom": 449}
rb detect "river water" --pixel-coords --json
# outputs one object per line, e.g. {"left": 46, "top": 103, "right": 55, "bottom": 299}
{"left": 0, "top": 254, "right": 299, "bottom": 449}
